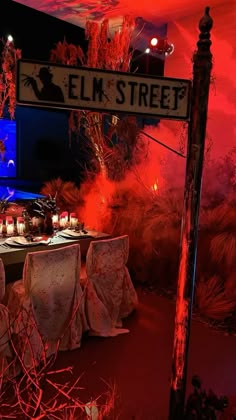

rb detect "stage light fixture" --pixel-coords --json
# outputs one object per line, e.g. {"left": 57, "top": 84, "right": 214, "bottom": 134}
{"left": 149, "top": 36, "right": 174, "bottom": 57}
{"left": 150, "top": 37, "right": 158, "bottom": 47}
{"left": 7, "top": 34, "right": 13, "bottom": 42}
{"left": 145, "top": 48, "right": 150, "bottom": 54}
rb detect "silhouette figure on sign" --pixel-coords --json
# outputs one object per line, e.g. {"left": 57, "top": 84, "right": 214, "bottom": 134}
{"left": 0, "top": 134, "right": 8, "bottom": 163}
{"left": 22, "top": 67, "right": 64, "bottom": 102}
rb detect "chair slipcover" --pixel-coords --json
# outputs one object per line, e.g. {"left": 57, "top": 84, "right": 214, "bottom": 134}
{"left": 0, "top": 258, "right": 14, "bottom": 378}
{"left": 7, "top": 244, "right": 85, "bottom": 368}
{"left": 86, "top": 235, "right": 138, "bottom": 329}
{"left": 0, "top": 258, "right": 5, "bottom": 303}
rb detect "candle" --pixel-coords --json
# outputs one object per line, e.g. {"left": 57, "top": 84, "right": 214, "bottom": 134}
{"left": 17, "top": 217, "right": 25, "bottom": 236}
{"left": 61, "top": 212, "right": 68, "bottom": 222}
{"left": 70, "top": 213, "right": 78, "bottom": 229}
{"left": 6, "top": 216, "right": 13, "bottom": 225}
{"left": 0, "top": 219, "right": 3, "bottom": 235}
{"left": 59, "top": 217, "right": 66, "bottom": 228}
{"left": 6, "top": 220, "right": 14, "bottom": 236}
{"left": 52, "top": 214, "right": 59, "bottom": 231}
{"left": 60, "top": 212, "right": 68, "bottom": 228}
{"left": 52, "top": 214, "right": 59, "bottom": 224}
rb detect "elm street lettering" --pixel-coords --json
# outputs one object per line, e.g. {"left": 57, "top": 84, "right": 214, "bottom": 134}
{"left": 17, "top": 60, "right": 190, "bottom": 118}
{"left": 68, "top": 74, "right": 185, "bottom": 111}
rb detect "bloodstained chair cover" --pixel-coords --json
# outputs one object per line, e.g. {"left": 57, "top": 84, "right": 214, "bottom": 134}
{"left": 0, "top": 258, "right": 14, "bottom": 378}
{"left": 7, "top": 244, "right": 85, "bottom": 368}
{"left": 86, "top": 235, "right": 138, "bottom": 329}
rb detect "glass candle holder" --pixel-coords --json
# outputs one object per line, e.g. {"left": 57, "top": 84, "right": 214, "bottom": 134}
{"left": 6, "top": 215, "right": 13, "bottom": 226}
{"left": 59, "top": 217, "right": 66, "bottom": 228}
{"left": 52, "top": 214, "right": 59, "bottom": 232}
{"left": 59, "top": 212, "right": 69, "bottom": 228}
{"left": 52, "top": 214, "right": 58, "bottom": 224}
{"left": 60, "top": 212, "right": 68, "bottom": 222}
{"left": 0, "top": 219, "right": 3, "bottom": 236}
{"left": 6, "top": 220, "right": 14, "bottom": 236}
{"left": 17, "top": 216, "right": 25, "bottom": 236}
{"left": 70, "top": 213, "right": 78, "bottom": 229}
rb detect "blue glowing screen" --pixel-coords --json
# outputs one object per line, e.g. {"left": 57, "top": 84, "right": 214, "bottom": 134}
{"left": 0, "top": 119, "right": 17, "bottom": 178}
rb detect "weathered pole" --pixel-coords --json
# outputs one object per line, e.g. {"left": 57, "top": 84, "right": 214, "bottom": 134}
{"left": 168, "top": 7, "right": 213, "bottom": 419}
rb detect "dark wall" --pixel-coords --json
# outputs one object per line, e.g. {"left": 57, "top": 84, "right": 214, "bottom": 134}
{"left": 0, "top": 0, "right": 87, "bottom": 60}
{"left": 15, "top": 107, "right": 74, "bottom": 181}
{"left": 1, "top": 0, "right": 86, "bottom": 186}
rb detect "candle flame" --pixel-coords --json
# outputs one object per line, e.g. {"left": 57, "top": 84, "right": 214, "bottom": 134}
{"left": 151, "top": 179, "right": 159, "bottom": 193}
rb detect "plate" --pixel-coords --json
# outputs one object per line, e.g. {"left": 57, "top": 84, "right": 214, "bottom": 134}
{"left": 59, "top": 229, "right": 95, "bottom": 239}
{"left": 5, "top": 236, "right": 51, "bottom": 247}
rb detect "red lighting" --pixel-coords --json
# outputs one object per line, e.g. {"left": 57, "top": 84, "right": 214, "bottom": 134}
{"left": 150, "top": 37, "right": 158, "bottom": 47}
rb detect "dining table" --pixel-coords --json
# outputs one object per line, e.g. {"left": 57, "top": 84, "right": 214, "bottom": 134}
{"left": 0, "top": 229, "right": 111, "bottom": 283}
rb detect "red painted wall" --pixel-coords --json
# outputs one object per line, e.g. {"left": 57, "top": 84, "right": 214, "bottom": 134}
{"left": 164, "top": 3, "right": 236, "bottom": 161}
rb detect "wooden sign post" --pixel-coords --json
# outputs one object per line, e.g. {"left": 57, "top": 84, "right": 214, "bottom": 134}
{"left": 168, "top": 7, "right": 213, "bottom": 419}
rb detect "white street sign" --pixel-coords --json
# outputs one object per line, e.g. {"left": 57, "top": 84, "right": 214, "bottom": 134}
{"left": 17, "top": 59, "right": 191, "bottom": 120}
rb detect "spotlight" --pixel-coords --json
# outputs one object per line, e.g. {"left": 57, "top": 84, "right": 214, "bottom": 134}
{"left": 150, "top": 37, "right": 158, "bottom": 47}
{"left": 149, "top": 37, "right": 174, "bottom": 57}
{"left": 7, "top": 34, "right": 13, "bottom": 43}
{"left": 145, "top": 48, "right": 150, "bottom": 54}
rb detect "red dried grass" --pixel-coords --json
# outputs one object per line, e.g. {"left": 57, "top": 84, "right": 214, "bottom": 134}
{"left": 195, "top": 276, "right": 236, "bottom": 321}
{"left": 0, "top": 37, "right": 21, "bottom": 119}
{"left": 49, "top": 16, "right": 135, "bottom": 175}
{"left": 41, "top": 178, "right": 81, "bottom": 212}
{"left": 0, "top": 302, "right": 116, "bottom": 419}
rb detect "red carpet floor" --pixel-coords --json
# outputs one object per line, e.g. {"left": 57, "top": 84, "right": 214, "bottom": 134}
{"left": 49, "top": 288, "right": 236, "bottom": 419}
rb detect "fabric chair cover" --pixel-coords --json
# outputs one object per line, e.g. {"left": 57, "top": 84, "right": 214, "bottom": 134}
{"left": 0, "top": 304, "right": 14, "bottom": 377}
{"left": 7, "top": 244, "right": 85, "bottom": 368}
{"left": 0, "top": 258, "right": 5, "bottom": 302}
{"left": 0, "top": 259, "right": 14, "bottom": 378}
{"left": 86, "top": 235, "right": 138, "bottom": 330}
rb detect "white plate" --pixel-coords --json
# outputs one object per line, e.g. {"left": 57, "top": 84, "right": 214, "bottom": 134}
{"left": 59, "top": 229, "right": 94, "bottom": 239}
{"left": 5, "top": 236, "right": 51, "bottom": 247}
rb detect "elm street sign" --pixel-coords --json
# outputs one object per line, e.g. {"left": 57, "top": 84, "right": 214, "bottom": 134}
{"left": 16, "top": 59, "right": 191, "bottom": 120}
{"left": 15, "top": 11, "right": 213, "bottom": 418}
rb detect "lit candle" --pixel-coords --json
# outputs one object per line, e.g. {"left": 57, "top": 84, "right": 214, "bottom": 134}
{"left": 70, "top": 213, "right": 78, "bottom": 229}
{"left": 59, "top": 217, "right": 66, "bottom": 228}
{"left": 6, "top": 220, "right": 14, "bottom": 236}
{"left": 52, "top": 214, "right": 59, "bottom": 224}
{"left": 60, "top": 212, "right": 68, "bottom": 228}
{"left": 52, "top": 214, "right": 59, "bottom": 231}
{"left": 61, "top": 212, "right": 68, "bottom": 223}
{"left": 0, "top": 219, "right": 3, "bottom": 235}
{"left": 6, "top": 216, "right": 13, "bottom": 226}
{"left": 17, "top": 217, "right": 25, "bottom": 236}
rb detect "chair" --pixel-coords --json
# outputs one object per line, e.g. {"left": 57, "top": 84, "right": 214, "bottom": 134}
{"left": 85, "top": 235, "right": 138, "bottom": 329}
{"left": 7, "top": 244, "right": 85, "bottom": 368}
{"left": 0, "top": 258, "right": 14, "bottom": 378}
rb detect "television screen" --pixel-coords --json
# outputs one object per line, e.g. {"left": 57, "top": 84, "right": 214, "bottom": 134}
{"left": 0, "top": 119, "right": 17, "bottom": 178}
